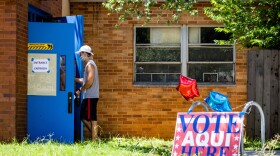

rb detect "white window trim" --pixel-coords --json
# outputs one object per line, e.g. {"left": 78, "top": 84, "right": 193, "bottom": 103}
{"left": 181, "top": 25, "right": 187, "bottom": 77}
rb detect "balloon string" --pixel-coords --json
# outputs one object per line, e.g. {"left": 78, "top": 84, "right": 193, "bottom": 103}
{"left": 232, "top": 103, "right": 247, "bottom": 111}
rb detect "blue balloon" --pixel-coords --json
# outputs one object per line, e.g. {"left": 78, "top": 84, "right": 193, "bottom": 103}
{"left": 204, "top": 91, "right": 232, "bottom": 112}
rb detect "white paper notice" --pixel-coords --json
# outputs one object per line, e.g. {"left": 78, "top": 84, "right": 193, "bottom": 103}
{"left": 28, "top": 54, "right": 57, "bottom": 96}
{"left": 32, "top": 58, "right": 50, "bottom": 73}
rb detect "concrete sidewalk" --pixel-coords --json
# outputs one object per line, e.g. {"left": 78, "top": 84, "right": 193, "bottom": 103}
{"left": 244, "top": 150, "right": 280, "bottom": 156}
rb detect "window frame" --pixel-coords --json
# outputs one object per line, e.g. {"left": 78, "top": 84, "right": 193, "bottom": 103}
{"left": 186, "top": 26, "right": 236, "bottom": 85}
{"left": 133, "top": 25, "right": 236, "bottom": 86}
{"left": 134, "top": 26, "right": 182, "bottom": 85}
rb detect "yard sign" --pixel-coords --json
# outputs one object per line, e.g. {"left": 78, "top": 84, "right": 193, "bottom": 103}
{"left": 172, "top": 112, "right": 244, "bottom": 156}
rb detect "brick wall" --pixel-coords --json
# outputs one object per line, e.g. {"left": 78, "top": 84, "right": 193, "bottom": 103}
{"left": 70, "top": 2, "right": 248, "bottom": 139}
{"left": 29, "top": 0, "right": 62, "bottom": 17}
{"left": 0, "top": 0, "right": 247, "bottom": 142}
{"left": 0, "top": 0, "right": 17, "bottom": 141}
{"left": 0, "top": 0, "right": 62, "bottom": 142}
{"left": 16, "top": 0, "right": 28, "bottom": 141}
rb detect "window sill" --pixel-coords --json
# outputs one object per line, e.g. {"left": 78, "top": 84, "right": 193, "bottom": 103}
{"left": 133, "top": 82, "right": 178, "bottom": 87}
{"left": 133, "top": 82, "right": 236, "bottom": 87}
{"left": 197, "top": 82, "right": 236, "bottom": 86}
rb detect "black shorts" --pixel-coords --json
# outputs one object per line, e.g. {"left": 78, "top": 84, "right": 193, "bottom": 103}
{"left": 80, "top": 98, "right": 99, "bottom": 121}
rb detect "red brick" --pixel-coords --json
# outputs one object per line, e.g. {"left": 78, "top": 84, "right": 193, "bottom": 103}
{"left": 0, "top": 0, "right": 62, "bottom": 142}
{"left": 70, "top": 2, "right": 248, "bottom": 140}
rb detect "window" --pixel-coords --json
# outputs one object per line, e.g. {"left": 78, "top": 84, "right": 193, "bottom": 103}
{"left": 187, "top": 27, "right": 234, "bottom": 84}
{"left": 134, "top": 26, "right": 235, "bottom": 85}
{"left": 134, "top": 27, "right": 181, "bottom": 84}
{"left": 60, "top": 56, "right": 66, "bottom": 91}
{"left": 28, "top": 4, "right": 52, "bottom": 22}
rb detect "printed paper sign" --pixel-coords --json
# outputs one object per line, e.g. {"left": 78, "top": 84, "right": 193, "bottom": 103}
{"left": 31, "top": 58, "right": 50, "bottom": 73}
{"left": 28, "top": 54, "right": 57, "bottom": 96}
{"left": 172, "top": 112, "right": 244, "bottom": 156}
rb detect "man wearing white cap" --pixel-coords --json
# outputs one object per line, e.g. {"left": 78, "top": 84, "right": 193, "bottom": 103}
{"left": 75, "top": 45, "right": 99, "bottom": 141}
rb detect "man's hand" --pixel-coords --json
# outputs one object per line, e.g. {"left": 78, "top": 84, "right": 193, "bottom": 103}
{"left": 75, "top": 89, "right": 81, "bottom": 96}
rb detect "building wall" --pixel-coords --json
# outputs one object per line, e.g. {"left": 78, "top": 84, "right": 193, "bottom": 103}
{"left": 0, "top": 0, "right": 62, "bottom": 141}
{"left": 0, "top": 0, "right": 247, "bottom": 141}
{"left": 29, "top": 0, "right": 62, "bottom": 17}
{"left": 70, "top": 2, "right": 248, "bottom": 139}
{"left": 16, "top": 0, "right": 28, "bottom": 141}
{"left": 0, "top": 0, "right": 18, "bottom": 141}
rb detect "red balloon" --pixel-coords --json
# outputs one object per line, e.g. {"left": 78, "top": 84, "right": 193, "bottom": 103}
{"left": 176, "top": 75, "right": 200, "bottom": 101}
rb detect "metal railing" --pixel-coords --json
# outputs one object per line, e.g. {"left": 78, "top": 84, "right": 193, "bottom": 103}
{"left": 187, "top": 101, "right": 209, "bottom": 113}
{"left": 187, "top": 101, "right": 265, "bottom": 156}
{"left": 240, "top": 101, "right": 265, "bottom": 156}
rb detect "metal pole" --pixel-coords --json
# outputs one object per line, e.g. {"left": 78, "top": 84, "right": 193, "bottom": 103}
{"left": 187, "top": 101, "right": 209, "bottom": 113}
{"left": 240, "top": 101, "right": 265, "bottom": 155}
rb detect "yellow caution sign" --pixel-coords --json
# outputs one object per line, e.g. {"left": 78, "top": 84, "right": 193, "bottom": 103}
{"left": 28, "top": 43, "right": 53, "bottom": 50}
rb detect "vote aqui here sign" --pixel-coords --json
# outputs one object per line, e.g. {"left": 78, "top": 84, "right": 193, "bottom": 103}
{"left": 172, "top": 112, "right": 244, "bottom": 156}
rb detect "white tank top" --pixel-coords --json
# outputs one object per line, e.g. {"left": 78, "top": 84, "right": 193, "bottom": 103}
{"left": 82, "top": 60, "right": 99, "bottom": 98}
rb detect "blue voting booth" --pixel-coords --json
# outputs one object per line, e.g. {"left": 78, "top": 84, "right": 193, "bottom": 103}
{"left": 27, "top": 16, "right": 84, "bottom": 143}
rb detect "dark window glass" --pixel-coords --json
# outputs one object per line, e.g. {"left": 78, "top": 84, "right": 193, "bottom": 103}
{"left": 135, "top": 27, "right": 181, "bottom": 84}
{"left": 187, "top": 63, "right": 234, "bottom": 83}
{"left": 136, "top": 28, "right": 150, "bottom": 44}
{"left": 189, "top": 47, "right": 233, "bottom": 61}
{"left": 136, "top": 64, "right": 181, "bottom": 82}
{"left": 136, "top": 64, "right": 181, "bottom": 73}
{"left": 60, "top": 56, "right": 66, "bottom": 91}
{"left": 28, "top": 4, "right": 52, "bottom": 22}
{"left": 136, "top": 73, "right": 180, "bottom": 82}
{"left": 201, "top": 27, "right": 231, "bottom": 43}
{"left": 136, "top": 47, "right": 181, "bottom": 62}
{"left": 136, "top": 74, "right": 151, "bottom": 82}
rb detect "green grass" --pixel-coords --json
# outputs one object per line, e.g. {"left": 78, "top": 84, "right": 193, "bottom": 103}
{"left": 0, "top": 137, "right": 172, "bottom": 156}
{"left": 0, "top": 134, "right": 279, "bottom": 156}
{"left": 244, "top": 134, "right": 280, "bottom": 151}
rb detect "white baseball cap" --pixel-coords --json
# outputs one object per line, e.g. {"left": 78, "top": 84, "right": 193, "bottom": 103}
{"left": 75, "top": 45, "right": 94, "bottom": 55}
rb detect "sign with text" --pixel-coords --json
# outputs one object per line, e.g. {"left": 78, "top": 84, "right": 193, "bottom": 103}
{"left": 28, "top": 54, "right": 57, "bottom": 96}
{"left": 172, "top": 112, "right": 244, "bottom": 156}
{"left": 31, "top": 58, "right": 50, "bottom": 73}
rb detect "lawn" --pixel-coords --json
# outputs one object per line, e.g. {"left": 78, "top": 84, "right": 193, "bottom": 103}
{"left": 0, "top": 137, "right": 171, "bottom": 156}
{"left": 0, "top": 135, "right": 279, "bottom": 156}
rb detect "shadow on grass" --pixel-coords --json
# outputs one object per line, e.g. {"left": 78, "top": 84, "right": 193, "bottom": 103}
{"left": 116, "top": 143, "right": 171, "bottom": 155}
{"left": 101, "top": 137, "right": 172, "bottom": 156}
